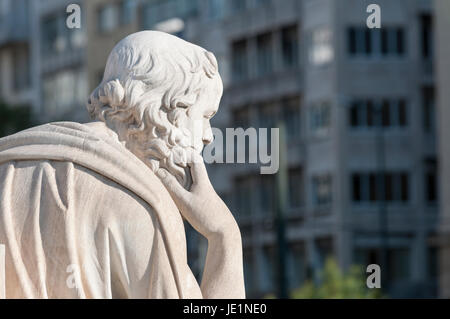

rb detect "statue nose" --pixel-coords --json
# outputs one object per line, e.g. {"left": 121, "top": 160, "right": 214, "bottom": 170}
{"left": 202, "top": 125, "right": 213, "bottom": 145}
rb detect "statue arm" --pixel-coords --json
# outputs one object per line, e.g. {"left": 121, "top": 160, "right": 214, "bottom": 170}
{"left": 156, "top": 153, "right": 246, "bottom": 299}
{"left": 200, "top": 218, "right": 245, "bottom": 299}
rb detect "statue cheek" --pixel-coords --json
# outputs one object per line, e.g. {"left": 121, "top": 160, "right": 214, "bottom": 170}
{"left": 192, "top": 118, "right": 205, "bottom": 136}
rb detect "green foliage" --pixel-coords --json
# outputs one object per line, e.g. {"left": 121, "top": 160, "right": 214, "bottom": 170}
{"left": 291, "top": 258, "right": 383, "bottom": 299}
{"left": 0, "top": 100, "right": 35, "bottom": 137}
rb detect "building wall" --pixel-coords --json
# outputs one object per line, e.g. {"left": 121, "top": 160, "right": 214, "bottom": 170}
{"left": 435, "top": 0, "right": 450, "bottom": 299}
{"left": 86, "top": 0, "right": 140, "bottom": 93}
{"left": 30, "top": 0, "right": 88, "bottom": 123}
{"left": 0, "top": 0, "right": 35, "bottom": 108}
{"left": 334, "top": 0, "right": 436, "bottom": 296}
{"left": 196, "top": 0, "right": 438, "bottom": 297}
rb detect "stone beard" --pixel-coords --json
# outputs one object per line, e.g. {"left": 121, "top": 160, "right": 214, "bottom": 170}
{"left": 87, "top": 32, "right": 223, "bottom": 188}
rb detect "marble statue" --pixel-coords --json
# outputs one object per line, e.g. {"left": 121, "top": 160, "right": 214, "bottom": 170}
{"left": 0, "top": 31, "right": 245, "bottom": 299}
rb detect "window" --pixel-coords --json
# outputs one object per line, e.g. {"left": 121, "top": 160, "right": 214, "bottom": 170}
{"left": 369, "top": 173, "right": 377, "bottom": 201}
{"left": 381, "top": 99, "right": 390, "bottom": 126}
{"left": 98, "top": 4, "right": 119, "bottom": 33}
{"left": 381, "top": 29, "right": 388, "bottom": 54}
{"left": 70, "top": 27, "right": 85, "bottom": 49}
{"left": 428, "top": 246, "right": 438, "bottom": 279}
{"left": 260, "top": 175, "right": 275, "bottom": 216}
{"left": 355, "top": 248, "right": 380, "bottom": 266}
{"left": 398, "top": 99, "right": 407, "bottom": 126}
{"left": 288, "top": 168, "right": 304, "bottom": 209}
{"left": 233, "top": 106, "right": 252, "bottom": 160}
{"left": 348, "top": 99, "right": 408, "bottom": 128}
{"left": 281, "top": 25, "right": 299, "bottom": 67}
{"left": 364, "top": 28, "right": 372, "bottom": 54}
{"left": 351, "top": 171, "right": 410, "bottom": 203}
{"left": 384, "top": 28, "right": 405, "bottom": 55}
{"left": 316, "top": 237, "right": 333, "bottom": 268}
{"left": 42, "top": 68, "right": 87, "bottom": 117}
{"left": 352, "top": 174, "right": 362, "bottom": 201}
{"left": 141, "top": 1, "right": 162, "bottom": 28}
{"left": 387, "top": 248, "right": 410, "bottom": 282}
{"left": 349, "top": 101, "right": 359, "bottom": 127}
{"left": 0, "top": 0, "right": 10, "bottom": 19}
{"left": 400, "top": 173, "right": 408, "bottom": 202}
{"left": 229, "top": 0, "right": 246, "bottom": 14}
{"left": 422, "top": 87, "right": 435, "bottom": 133}
{"left": 348, "top": 26, "right": 405, "bottom": 57}
{"left": 310, "top": 27, "right": 334, "bottom": 66}
{"left": 243, "top": 249, "right": 256, "bottom": 295}
{"left": 41, "top": 16, "right": 61, "bottom": 54}
{"left": 287, "top": 243, "right": 307, "bottom": 290}
{"left": 208, "top": 0, "right": 224, "bottom": 20}
{"left": 259, "top": 103, "right": 277, "bottom": 152}
{"left": 348, "top": 27, "right": 356, "bottom": 54}
{"left": 355, "top": 247, "right": 410, "bottom": 283}
{"left": 233, "top": 107, "right": 251, "bottom": 128}
{"left": 234, "top": 176, "right": 253, "bottom": 217}
{"left": 256, "top": 33, "right": 273, "bottom": 76}
{"left": 348, "top": 27, "right": 367, "bottom": 55}
{"left": 421, "top": 14, "right": 433, "bottom": 60}
{"left": 282, "top": 97, "right": 301, "bottom": 142}
{"left": 231, "top": 39, "right": 248, "bottom": 82}
{"left": 120, "top": 0, "right": 136, "bottom": 25}
{"left": 396, "top": 28, "right": 405, "bottom": 55}
{"left": 261, "top": 246, "right": 276, "bottom": 293}
{"left": 259, "top": 102, "right": 277, "bottom": 128}
{"left": 424, "top": 158, "right": 438, "bottom": 204}
{"left": 312, "top": 174, "right": 332, "bottom": 206}
{"left": 310, "top": 102, "right": 331, "bottom": 134}
{"left": 13, "top": 47, "right": 30, "bottom": 92}
{"left": 178, "top": 0, "right": 199, "bottom": 17}
{"left": 142, "top": 0, "right": 198, "bottom": 29}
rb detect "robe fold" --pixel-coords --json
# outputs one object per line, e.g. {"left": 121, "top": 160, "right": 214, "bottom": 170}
{"left": 0, "top": 122, "right": 202, "bottom": 299}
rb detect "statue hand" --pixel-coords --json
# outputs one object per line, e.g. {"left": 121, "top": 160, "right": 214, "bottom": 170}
{"left": 156, "top": 153, "right": 239, "bottom": 240}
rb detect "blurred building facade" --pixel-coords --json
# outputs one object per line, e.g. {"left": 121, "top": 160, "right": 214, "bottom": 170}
{"left": 86, "top": 0, "right": 141, "bottom": 93}
{"left": 0, "top": 0, "right": 88, "bottom": 122}
{"left": 0, "top": 0, "right": 34, "bottom": 108}
{"left": 182, "top": 0, "right": 437, "bottom": 298}
{"left": 32, "top": 0, "right": 88, "bottom": 123}
{"left": 435, "top": 0, "right": 450, "bottom": 299}
{"left": 0, "top": 0, "right": 441, "bottom": 298}
{"left": 140, "top": 0, "right": 439, "bottom": 298}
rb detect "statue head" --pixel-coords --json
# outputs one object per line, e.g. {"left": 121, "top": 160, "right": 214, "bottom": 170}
{"left": 87, "top": 31, "right": 223, "bottom": 187}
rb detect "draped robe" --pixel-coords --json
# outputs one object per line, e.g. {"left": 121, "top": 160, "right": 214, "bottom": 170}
{"left": 0, "top": 122, "right": 202, "bottom": 299}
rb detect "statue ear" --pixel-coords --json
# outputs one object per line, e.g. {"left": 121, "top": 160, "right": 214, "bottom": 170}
{"left": 99, "top": 79, "right": 125, "bottom": 108}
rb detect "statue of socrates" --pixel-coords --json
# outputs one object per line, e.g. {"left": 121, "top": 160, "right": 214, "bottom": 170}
{"left": 0, "top": 31, "right": 245, "bottom": 299}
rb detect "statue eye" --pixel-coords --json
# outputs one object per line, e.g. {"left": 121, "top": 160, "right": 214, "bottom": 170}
{"left": 176, "top": 102, "right": 189, "bottom": 109}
